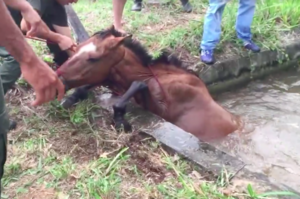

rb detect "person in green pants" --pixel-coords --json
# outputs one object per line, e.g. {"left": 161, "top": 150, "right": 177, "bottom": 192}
{"left": 1, "top": 0, "right": 76, "bottom": 130}
{"left": 0, "top": 0, "right": 66, "bottom": 195}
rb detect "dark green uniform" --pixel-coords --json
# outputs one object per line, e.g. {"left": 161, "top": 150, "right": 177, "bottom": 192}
{"left": 0, "top": 0, "right": 70, "bottom": 195}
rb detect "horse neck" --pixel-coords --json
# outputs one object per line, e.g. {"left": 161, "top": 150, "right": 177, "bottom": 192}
{"left": 114, "top": 48, "right": 152, "bottom": 80}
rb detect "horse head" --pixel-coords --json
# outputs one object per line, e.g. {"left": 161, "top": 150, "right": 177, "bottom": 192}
{"left": 57, "top": 25, "right": 132, "bottom": 89}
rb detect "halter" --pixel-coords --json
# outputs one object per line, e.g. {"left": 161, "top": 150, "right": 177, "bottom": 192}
{"left": 147, "top": 64, "right": 169, "bottom": 111}
{"left": 28, "top": 36, "right": 168, "bottom": 111}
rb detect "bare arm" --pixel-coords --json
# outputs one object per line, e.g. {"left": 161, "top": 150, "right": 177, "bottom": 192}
{"left": 4, "top": 0, "right": 75, "bottom": 51}
{"left": 0, "top": 0, "right": 65, "bottom": 106}
{"left": 3, "top": 0, "right": 33, "bottom": 11}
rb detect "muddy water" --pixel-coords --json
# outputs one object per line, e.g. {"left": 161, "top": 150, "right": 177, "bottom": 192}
{"left": 213, "top": 68, "right": 300, "bottom": 191}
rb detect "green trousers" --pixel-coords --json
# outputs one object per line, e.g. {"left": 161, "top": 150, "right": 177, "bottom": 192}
{"left": 0, "top": 46, "right": 20, "bottom": 196}
{"left": 0, "top": 68, "right": 9, "bottom": 197}
{"left": 0, "top": 46, "right": 22, "bottom": 94}
{"left": 0, "top": 46, "right": 17, "bottom": 196}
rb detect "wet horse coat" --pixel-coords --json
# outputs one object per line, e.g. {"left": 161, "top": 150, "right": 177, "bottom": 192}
{"left": 58, "top": 26, "right": 241, "bottom": 142}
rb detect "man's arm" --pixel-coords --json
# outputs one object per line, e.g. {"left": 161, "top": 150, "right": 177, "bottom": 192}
{"left": 0, "top": 0, "right": 65, "bottom": 106}
{"left": 3, "top": 0, "right": 33, "bottom": 11}
{"left": 4, "top": 0, "right": 75, "bottom": 51}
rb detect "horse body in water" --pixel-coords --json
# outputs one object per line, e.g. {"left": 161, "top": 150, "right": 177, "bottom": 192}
{"left": 57, "top": 25, "right": 241, "bottom": 142}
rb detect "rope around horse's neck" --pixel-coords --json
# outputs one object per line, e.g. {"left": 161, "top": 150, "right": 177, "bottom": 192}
{"left": 148, "top": 65, "right": 169, "bottom": 109}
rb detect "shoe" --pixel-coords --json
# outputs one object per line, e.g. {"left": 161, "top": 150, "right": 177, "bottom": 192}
{"left": 200, "top": 49, "right": 215, "bottom": 65}
{"left": 180, "top": 0, "right": 192, "bottom": 13}
{"left": 131, "top": 2, "right": 142, "bottom": 11}
{"left": 244, "top": 41, "right": 261, "bottom": 53}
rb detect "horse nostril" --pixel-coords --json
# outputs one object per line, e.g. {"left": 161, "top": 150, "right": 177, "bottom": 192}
{"left": 88, "top": 58, "right": 100, "bottom": 63}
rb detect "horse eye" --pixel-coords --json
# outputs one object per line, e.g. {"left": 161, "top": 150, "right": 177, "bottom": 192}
{"left": 87, "top": 58, "right": 100, "bottom": 63}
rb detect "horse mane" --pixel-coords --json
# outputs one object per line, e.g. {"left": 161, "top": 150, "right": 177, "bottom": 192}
{"left": 93, "top": 26, "right": 194, "bottom": 75}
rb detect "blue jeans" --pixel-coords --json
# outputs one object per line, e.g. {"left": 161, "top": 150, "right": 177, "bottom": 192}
{"left": 200, "top": 0, "right": 256, "bottom": 51}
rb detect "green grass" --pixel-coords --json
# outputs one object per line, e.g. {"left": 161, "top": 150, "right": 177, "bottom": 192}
{"left": 71, "top": 0, "right": 300, "bottom": 61}
{"left": 3, "top": 0, "right": 300, "bottom": 198}
{"left": 3, "top": 88, "right": 300, "bottom": 198}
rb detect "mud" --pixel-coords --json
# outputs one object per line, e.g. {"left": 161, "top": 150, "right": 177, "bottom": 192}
{"left": 126, "top": 132, "right": 170, "bottom": 184}
{"left": 50, "top": 132, "right": 99, "bottom": 163}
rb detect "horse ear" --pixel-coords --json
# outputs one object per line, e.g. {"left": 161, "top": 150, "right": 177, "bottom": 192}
{"left": 109, "top": 34, "right": 132, "bottom": 49}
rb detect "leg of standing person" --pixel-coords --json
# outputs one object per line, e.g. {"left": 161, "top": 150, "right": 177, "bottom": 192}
{"left": 0, "top": 8, "right": 22, "bottom": 95}
{"left": 0, "top": 75, "right": 9, "bottom": 197}
{"left": 200, "top": 0, "right": 228, "bottom": 65}
{"left": 0, "top": 47, "right": 22, "bottom": 96}
{"left": 236, "top": 0, "right": 260, "bottom": 52}
{"left": 113, "top": 0, "right": 127, "bottom": 32}
{"left": 0, "top": 8, "right": 22, "bottom": 130}
{"left": 0, "top": 46, "right": 20, "bottom": 130}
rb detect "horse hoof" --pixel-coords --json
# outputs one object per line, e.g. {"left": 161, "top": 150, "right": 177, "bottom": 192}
{"left": 60, "top": 97, "right": 78, "bottom": 109}
{"left": 114, "top": 119, "right": 132, "bottom": 133}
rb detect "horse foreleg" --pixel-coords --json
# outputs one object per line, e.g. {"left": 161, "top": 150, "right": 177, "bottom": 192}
{"left": 113, "top": 81, "right": 148, "bottom": 133}
{"left": 61, "top": 84, "right": 96, "bottom": 109}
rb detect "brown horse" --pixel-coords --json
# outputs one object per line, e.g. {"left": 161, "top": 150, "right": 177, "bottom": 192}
{"left": 57, "top": 25, "right": 242, "bottom": 142}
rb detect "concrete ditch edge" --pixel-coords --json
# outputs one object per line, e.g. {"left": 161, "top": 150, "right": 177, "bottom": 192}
{"left": 199, "top": 40, "right": 300, "bottom": 94}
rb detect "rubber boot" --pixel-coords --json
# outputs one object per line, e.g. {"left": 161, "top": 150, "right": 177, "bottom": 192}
{"left": 131, "top": 0, "right": 143, "bottom": 11}
{"left": 180, "top": 0, "right": 192, "bottom": 13}
{"left": 9, "top": 119, "right": 17, "bottom": 131}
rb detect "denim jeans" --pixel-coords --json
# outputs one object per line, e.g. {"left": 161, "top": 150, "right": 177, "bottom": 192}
{"left": 200, "top": 0, "right": 256, "bottom": 51}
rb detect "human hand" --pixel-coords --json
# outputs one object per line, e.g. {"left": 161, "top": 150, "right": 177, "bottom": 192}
{"left": 19, "top": 6, "right": 48, "bottom": 37}
{"left": 57, "top": 34, "right": 77, "bottom": 52}
{"left": 20, "top": 56, "right": 65, "bottom": 106}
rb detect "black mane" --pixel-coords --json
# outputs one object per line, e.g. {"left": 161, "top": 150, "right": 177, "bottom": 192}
{"left": 93, "top": 27, "right": 188, "bottom": 71}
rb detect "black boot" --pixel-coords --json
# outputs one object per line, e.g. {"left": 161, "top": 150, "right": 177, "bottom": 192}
{"left": 131, "top": 0, "right": 142, "bottom": 11}
{"left": 9, "top": 119, "right": 17, "bottom": 131}
{"left": 180, "top": 0, "right": 192, "bottom": 13}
